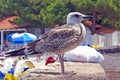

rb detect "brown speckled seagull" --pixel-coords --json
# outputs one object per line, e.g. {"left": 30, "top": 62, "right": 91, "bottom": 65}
{"left": 35, "top": 12, "right": 92, "bottom": 74}
{"left": 6, "top": 12, "right": 92, "bottom": 73}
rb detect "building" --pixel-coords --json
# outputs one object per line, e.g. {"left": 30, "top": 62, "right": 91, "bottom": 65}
{"left": 82, "top": 20, "right": 120, "bottom": 47}
{"left": 0, "top": 16, "right": 40, "bottom": 52}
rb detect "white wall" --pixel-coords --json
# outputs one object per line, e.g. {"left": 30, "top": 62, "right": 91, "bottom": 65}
{"left": 104, "top": 31, "right": 120, "bottom": 47}
{"left": 81, "top": 26, "right": 120, "bottom": 47}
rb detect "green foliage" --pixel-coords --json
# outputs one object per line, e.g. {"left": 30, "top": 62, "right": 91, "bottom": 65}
{"left": 0, "top": 0, "right": 120, "bottom": 30}
{"left": 101, "top": 18, "right": 110, "bottom": 27}
{"left": 0, "top": 0, "right": 15, "bottom": 17}
{"left": 40, "top": 0, "right": 70, "bottom": 27}
{"left": 71, "top": 0, "right": 120, "bottom": 29}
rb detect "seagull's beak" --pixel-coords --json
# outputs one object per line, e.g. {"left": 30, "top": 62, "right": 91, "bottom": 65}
{"left": 82, "top": 15, "right": 93, "bottom": 20}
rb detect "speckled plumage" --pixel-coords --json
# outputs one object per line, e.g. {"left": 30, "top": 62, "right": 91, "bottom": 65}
{"left": 35, "top": 23, "right": 86, "bottom": 54}
{"left": 34, "top": 12, "right": 92, "bottom": 74}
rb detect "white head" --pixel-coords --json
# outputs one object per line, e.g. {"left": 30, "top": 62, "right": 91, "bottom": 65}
{"left": 67, "top": 12, "right": 92, "bottom": 24}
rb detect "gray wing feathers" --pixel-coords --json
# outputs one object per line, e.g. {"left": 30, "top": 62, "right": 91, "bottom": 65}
{"left": 35, "top": 25, "right": 79, "bottom": 53}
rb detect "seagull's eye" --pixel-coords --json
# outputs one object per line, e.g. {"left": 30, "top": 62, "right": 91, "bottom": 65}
{"left": 74, "top": 14, "right": 79, "bottom": 17}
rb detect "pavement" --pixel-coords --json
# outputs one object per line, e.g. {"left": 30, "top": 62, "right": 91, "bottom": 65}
{"left": 20, "top": 56, "right": 105, "bottom": 80}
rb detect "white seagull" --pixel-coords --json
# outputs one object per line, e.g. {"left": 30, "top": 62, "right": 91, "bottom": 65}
{"left": 35, "top": 12, "right": 93, "bottom": 74}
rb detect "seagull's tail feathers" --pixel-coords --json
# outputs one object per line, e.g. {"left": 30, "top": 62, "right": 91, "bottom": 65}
{"left": 6, "top": 39, "right": 41, "bottom": 57}
{"left": 5, "top": 48, "right": 25, "bottom": 57}
{"left": 25, "top": 39, "right": 41, "bottom": 55}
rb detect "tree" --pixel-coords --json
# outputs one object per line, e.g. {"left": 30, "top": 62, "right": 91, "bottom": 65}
{"left": 0, "top": 0, "right": 71, "bottom": 34}
{"left": 0, "top": 0, "right": 45, "bottom": 34}
{"left": 70, "top": 0, "right": 120, "bottom": 31}
{"left": 0, "top": 0, "right": 120, "bottom": 32}
{"left": 40, "top": 0, "right": 70, "bottom": 27}
{"left": 0, "top": 0, "right": 16, "bottom": 18}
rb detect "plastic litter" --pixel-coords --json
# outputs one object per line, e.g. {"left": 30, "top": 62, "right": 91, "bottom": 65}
{"left": 3, "top": 57, "right": 14, "bottom": 73}
{"left": 0, "top": 71, "right": 5, "bottom": 80}
{"left": 0, "top": 58, "right": 35, "bottom": 80}
{"left": 4, "top": 73, "right": 18, "bottom": 80}
{"left": 14, "top": 60, "right": 35, "bottom": 77}
{"left": 64, "top": 46, "right": 104, "bottom": 63}
{"left": 8, "top": 68, "right": 15, "bottom": 75}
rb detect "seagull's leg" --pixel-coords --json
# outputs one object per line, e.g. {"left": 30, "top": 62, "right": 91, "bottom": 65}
{"left": 58, "top": 54, "right": 64, "bottom": 74}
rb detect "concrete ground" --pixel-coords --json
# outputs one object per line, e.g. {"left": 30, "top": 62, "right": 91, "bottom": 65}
{"left": 20, "top": 56, "right": 105, "bottom": 80}
{"left": 100, "top": 53, "right": 120, "bottom": 80}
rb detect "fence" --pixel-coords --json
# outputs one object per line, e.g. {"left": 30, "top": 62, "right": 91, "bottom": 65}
{"left": 81, "top": 31, "right": 120, "bottom": 48}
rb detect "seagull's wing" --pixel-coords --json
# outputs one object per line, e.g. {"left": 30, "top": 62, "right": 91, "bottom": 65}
{"left": 6, "top": 24, "right": 81, "bottom": 56}
{"left": 35, "top": 24, "right": 81, "bottom": 53}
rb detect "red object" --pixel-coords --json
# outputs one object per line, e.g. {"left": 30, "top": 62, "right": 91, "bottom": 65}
{"left": 84, "top": 20, "right": 116, "bottom": 34}
{"left": 0, "top": 64, "right": 3, "bottom": 66}
{"left": 45, "top": 56, "right": 58, "bottom": 65}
